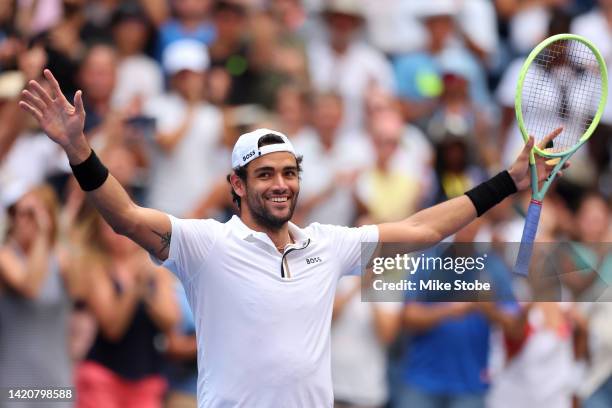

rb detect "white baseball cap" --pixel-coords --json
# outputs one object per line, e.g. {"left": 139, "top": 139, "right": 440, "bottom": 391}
{"left": 414, "top": 0, "right": 457, "bottom": 19}
{"left": 231, "top": 128, "right": 297, "bottom": 169}
{"left": 323, "top": 0, "right": 364, "bottom": 18}
{"left": 162, "top": 39, "right": 210, "bottom": 75}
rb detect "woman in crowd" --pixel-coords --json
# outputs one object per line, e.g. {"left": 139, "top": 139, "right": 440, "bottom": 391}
{"left": 72, "top": 208, "right": 179, "bottom": 408}
{"left": 0, "top": 184, "right": 73, "bottom": 408}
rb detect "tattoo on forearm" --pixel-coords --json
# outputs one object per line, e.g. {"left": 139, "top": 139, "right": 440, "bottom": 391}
{"left": 152, "top": 229, "right": 171, "bottom": 254}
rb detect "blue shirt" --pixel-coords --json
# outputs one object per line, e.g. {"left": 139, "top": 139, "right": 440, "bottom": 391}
{"left": 157, "top": 20, "right": 216, "bottom": 61}
{"left": 402, "top": 311, "right": 491, "bottom": 394}
{"left": 393, "top": 53, "right": 442, "bottom": 101}
{"left": 401, "top": 246, "right": 516, "bottom": 394}
{"left": 394, "top": 49, "right": 491, "bottom": 107}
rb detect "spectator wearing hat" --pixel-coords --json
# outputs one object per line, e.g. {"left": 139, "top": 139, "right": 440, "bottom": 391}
{"left": 307, "top": 0, "right": 395, "bottom": 135}
{"left": 143, "top": 39, "right": 224, "bottom": 217}
{"left": 393, "top": 2, "right": 491, "bottom": 125}
{"left": 424, "top": 50, "right": 497, "bottom": 173}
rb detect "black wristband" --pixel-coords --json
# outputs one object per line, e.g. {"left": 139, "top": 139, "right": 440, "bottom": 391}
{"left": 70, "top": 149, "right": 109, "bottom": 191}
{"left": 465, "top": 171, "right": 517, "bottom": 217}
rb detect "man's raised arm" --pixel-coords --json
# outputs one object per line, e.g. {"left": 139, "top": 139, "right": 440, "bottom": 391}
{"left": 378, "top": 128, "right": 564, "bottom": 248}
{"left": 19, "top": 69, "right": 172, "bottom": 261}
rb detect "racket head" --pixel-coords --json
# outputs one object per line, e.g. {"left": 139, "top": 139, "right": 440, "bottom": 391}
{"left": 515, "top": 33, "right": 608, "bottom": 158}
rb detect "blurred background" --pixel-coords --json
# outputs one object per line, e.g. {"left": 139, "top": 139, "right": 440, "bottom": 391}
{"left": 0, "top": 0, "right": 611, "bottom": 407}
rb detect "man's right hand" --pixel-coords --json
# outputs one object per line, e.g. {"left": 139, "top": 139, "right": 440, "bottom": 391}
{"left": 19, "top": 69, "right": 90, "bottom": 163}
{"left": 19, "top": 71, "right": 173, "bottom": 262}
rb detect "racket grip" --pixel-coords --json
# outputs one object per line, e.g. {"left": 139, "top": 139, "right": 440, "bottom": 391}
{"left": 514, "top": 200, "right": 542, "bottom": 276}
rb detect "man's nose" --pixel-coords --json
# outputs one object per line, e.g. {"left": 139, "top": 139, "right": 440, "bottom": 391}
{"left": 271, "top": 173, "right": 288, "bottom": 191}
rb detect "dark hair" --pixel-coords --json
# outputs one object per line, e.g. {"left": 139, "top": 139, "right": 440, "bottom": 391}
{"left": 547, "top": 8, "right": 571, "bottom": 38}
{"left": 227, "top": 134, "right": 302, "bottom": 210}
{"left": 111, "top": 3, "right": 151, "bottom": 27}
{"left": 213, "top": 0, "right": 247, "bottom": 16}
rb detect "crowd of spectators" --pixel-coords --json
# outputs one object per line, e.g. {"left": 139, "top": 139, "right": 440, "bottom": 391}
{"left": 0, "top": 0, "right": 611, "bottom": 407}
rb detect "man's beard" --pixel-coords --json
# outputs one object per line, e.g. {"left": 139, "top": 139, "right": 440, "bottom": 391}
{"left": 245, "top": 187, "right": 298, "bottom": 231}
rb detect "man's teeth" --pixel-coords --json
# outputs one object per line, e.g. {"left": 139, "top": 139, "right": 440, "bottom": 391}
{"left": 270, "top": 197, "right": 288, "bottom": 202}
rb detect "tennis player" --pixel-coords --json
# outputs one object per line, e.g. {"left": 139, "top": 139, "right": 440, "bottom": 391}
{"left": 20, "top": 70, "right": 563, "bottom": 407}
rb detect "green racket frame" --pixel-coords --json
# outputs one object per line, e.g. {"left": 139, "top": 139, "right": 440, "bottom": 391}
{"left": 515, "top": 33, "right": 608, "bottom": 201}
{"left": 513, "top": 33, "right": 608, "bottom": 276}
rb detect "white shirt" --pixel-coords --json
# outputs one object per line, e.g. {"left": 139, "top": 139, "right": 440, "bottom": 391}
{"left": 508, "top": 6, "right": 551, "bottom": 54}
{"left": 457, "top": 0, "right": 498, "bottom": 57}
{"left": 331, "top": 276, "right": 400, "bottom": 406}
{"left": 362, "top": 0, "right": 426, "bottom": 55}
{"left": 571, "top": 9, "right": 612, "bottom": 125}
{"left": 307, "top": 41, "right": 395, "bottom": 134}
{"left": 0, "top": 131, "right": 69, "bottom": 200}
{"left": 160, "top": 215, "right": 379, "bottom": 408}
{"left": 487, "top": 305, "right": 582, "bottom": 408}
{"left": 293, "top": 130, "right": 372, "bottom": 226}
{"left": 112, "top": 55, "right": 163, "bottom": 110}
{"left": 496, "top": 58, "right": 527, "bottom": 168}
{"left": 384, "top": 124, "right": 433, "bottom": 183}
{"left": 144, "top": 94, "right": 223, "bottom": 216}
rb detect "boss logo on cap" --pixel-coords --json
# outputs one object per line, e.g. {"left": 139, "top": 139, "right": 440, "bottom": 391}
{"left": 242, "top": 150, "right": 256, "bottom": 162}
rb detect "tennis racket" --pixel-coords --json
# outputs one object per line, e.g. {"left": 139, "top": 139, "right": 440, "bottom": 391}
{"left": 514, "top": 33, "right": 608, "bottom": 276}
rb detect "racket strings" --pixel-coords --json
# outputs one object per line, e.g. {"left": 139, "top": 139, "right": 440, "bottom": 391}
{"left": 522, "top": 39, "right": 602, "bottom": 154}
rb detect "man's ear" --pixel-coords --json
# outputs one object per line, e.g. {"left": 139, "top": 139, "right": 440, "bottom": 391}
{"left": 230, "top": 173, "right": 246, "bottom": 198}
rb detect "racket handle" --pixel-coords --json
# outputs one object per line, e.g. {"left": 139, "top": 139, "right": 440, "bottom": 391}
{"left": 514, "top": 200, "right": 542, "bottom": 276}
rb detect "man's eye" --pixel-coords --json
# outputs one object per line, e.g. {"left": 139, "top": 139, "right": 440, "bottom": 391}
{"left": 258, "top": 172, "right": 271, "bottom": 178}
{"left": 285, "top": 171, "right": 297, "bottom": 177}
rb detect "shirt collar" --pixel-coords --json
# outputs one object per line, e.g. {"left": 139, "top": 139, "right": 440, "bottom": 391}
{"left": 228, "top": 215, "right": 310, "bottom": 248}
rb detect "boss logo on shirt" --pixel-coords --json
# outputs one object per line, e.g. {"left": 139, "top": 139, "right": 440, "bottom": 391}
{"left": 306, "top": 257, "right": 322, "bottom": 265}
{"left": 243, "top": 150, "right": 256, "bottom": 161}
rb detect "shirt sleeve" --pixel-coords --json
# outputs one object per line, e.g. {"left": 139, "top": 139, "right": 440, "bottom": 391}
{"left": 155, "top": 215, "right": 224, "bottom": 285}
{"left": 321, "top": 224, "right": 379, "bottom": 278}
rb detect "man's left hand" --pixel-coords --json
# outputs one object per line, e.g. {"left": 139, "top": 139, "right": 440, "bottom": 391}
{"left": 508, "top": 127, "right": 568, "bottom": 191}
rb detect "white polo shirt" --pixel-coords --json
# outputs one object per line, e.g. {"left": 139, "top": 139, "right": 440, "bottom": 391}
{"left": 160, "top": 215, "right": 379, "bottom": 408}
